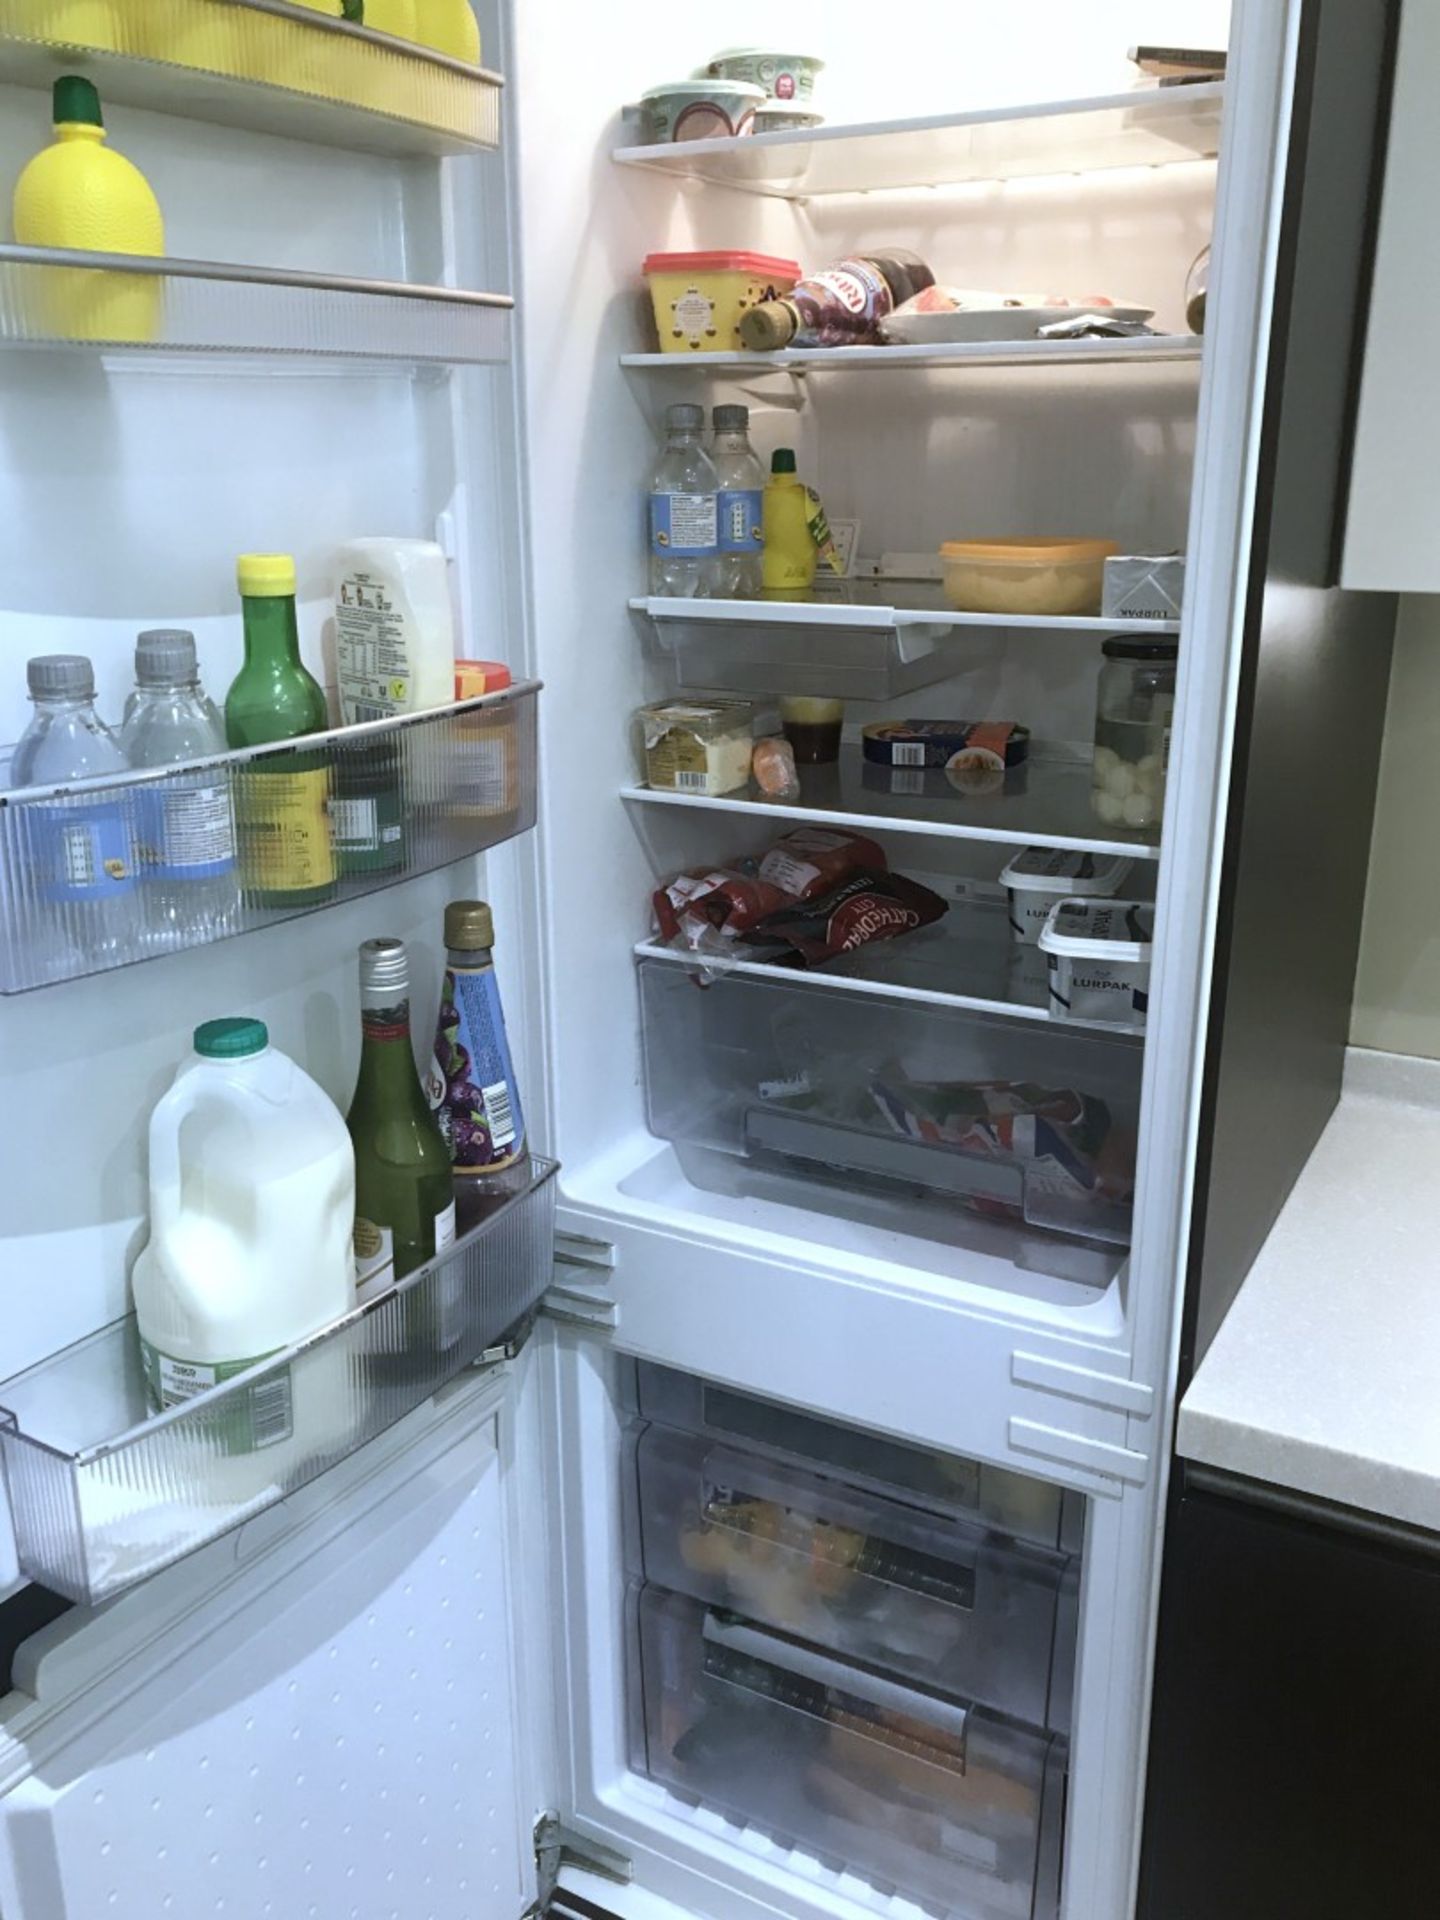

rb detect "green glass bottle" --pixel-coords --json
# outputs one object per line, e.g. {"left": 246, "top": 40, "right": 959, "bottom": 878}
{"left": 348, "top": 938, "right": 459, "bottom": 1363}
{"left": 226, "top": 553, "right": 336, "bottom": 910}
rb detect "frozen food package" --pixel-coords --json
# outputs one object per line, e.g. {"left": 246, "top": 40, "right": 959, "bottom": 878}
{"left": 743, "top": 870, "right": 947, "bottom": 967}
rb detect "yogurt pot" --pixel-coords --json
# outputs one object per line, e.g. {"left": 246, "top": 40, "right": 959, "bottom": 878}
{"left": 706, "top": 48, "right": 823, "bottom": 105}
{"left": 1000, "top": 845, "right": 1135, "bottom": 946}
{"left": 753, "top": 104, "right": 825, "bottom": 134}
{"left": 640, "top": 81, "right": 765, "bottom": 143}
{"left": 1040, "top": 897, "right": 1154, "bottom": 1025}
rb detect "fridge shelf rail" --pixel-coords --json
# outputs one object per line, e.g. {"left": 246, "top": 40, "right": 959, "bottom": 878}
{"left": 0, "top": 681, "right": 540, "bottom": 994}
{"left": 0, "top": 244, "right": 513, "bottom": 363}
{"left": 633, "top": 593, "right": 1180, "bottom": 701}
{"left": 0, "top": 1159, "right": 558, "bottom": 1606}
{"left": 612, "top": 82, "right": 1224, "bottom": 200}
{"left": 0, "top": 0, "right": 504, "bottom": 159}
{"left": 621, "top": 335, "right": 1205, "bottom": 375}
{"left": 623, "top": 745, "right": 1161, "bottom": 863}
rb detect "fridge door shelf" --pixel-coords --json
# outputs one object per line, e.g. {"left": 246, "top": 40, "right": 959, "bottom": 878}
{"left": 0, "top": 2, "right": 503, "bottom": 159}
{"left": 0, "top": 245, "right": 513, "bottom": 363}
{"left": 631, "top": 1422, "right": 1076, "bottom": 1731}
{"left": 0, "top": 1158, "right": 558, "bottom": 1606}
{"left": 634, "top": 1585, "right": 1066, "bottom": 1920}
{"left": 625, "top": 745, "right": 1159, "bottom": 863}
{"left": 639, "top": 957, "right": 1142, "bottom": 1274}
{"left": 613, "top": 81, "right": 1223, "bottom": 199}
{"left": 0, "top": 681, "right": 540, "bottom": 994}
{"left": 621, "top": 335, "right": 1206, "bottom": 375}
{"left": 635, "top": 1361, "right": 1082, "bottom": 1555}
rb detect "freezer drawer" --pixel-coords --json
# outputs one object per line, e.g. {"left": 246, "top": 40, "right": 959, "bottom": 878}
{"left": 634, "top": 1585, "right": 1066, "bottom": 1920}
{"left": 639, "top": 958, "right": 1142, "bottom": 1262}
{"left": 632, "top": 1423, "right": 1074, "bottom": 1731}
{"left": 635, "top": 1360, "right": 1082, "bottom": 1553}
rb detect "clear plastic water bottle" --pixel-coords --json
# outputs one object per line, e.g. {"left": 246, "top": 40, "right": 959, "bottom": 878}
{"left": 710, "top": 404, "right": 766, "bottom": 599}
{"left": 119, "top": 629, "right": 238, "bottom": 945}
{"left": 10, "top": 653, "right": 140, "bottom": 969}
{"left": 648, "top": 402, "right": 720, "bottom": 597}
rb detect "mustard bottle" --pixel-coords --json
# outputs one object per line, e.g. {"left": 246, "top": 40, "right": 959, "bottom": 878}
{"left": 761, "top": 449, "right": 817, "bottom": 599}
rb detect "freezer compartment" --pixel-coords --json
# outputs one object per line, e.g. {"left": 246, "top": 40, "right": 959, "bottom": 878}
{"left": 0, "top": 1161, "right": 557, "bottom": 1605}
{"left": 631, "top": 1423, "right": 1075, "bottom": 1730}
{"left": 0, "top": 2, "right": 503, "bottom": 158}
{"left": 638, "top": 958, "right": 1143, "bottom": 1268}
{"left": 634, "top": 1586, "right": 1066, "bottom": 1920}
{"left": 0, "top": 684, "right": 538, "bottom": 993}
{"left": 635, "top": 1360, "right": 1081, "bottom": 1553}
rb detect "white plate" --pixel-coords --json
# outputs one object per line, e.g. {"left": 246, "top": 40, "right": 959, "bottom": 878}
{"left": 879, "top": 303, "right": 1156, "bottom": 345}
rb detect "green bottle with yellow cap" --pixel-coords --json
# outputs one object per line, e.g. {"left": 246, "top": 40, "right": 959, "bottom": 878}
{"left": 226, "top": 554, "right": 336, "bottom": 910}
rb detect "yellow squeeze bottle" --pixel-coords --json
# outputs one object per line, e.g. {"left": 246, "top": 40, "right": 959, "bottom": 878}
{"left": 12, "top": 76, "right": 165, "bottom": 344}
{"left": 355, "top": 0, "right": 420, "bottom": 38}
{"left": 36, "top": 1, "right": 121, "bottom": 50}
{"left": 413, "top": 0, "right": 481, "bottom": 61}
{"left": 762, "top": 449, "right": 818, "bottom": 598}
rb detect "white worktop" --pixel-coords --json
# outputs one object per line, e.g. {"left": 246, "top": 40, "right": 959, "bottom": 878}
{"left": 1178, "top": 1046, "right": 1440, "bottom": 1531}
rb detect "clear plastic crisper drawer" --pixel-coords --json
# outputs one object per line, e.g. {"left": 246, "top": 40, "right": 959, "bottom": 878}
{"left": 0, "top": 684, "right": 538, "bottom": 993}
{"left": 635, "top": 1361, "right": 1081, "bottom": 1554}
{"left": 632, "top": 1424, "right": 1075, "bottom": 1731}
{"left": 634, "top": 1586, "right": 1066, "bottom": 1920}
{"left": 637, "top": 958, "right": 1143, "bottom": 1266}
{"left": 0, "top": 1162, "right": 557, "bottom": 1605}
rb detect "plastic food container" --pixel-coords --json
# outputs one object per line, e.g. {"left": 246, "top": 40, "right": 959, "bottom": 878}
{"left": 640, "top": 699, "right": 755, "bottom": 795}
{"left": 706, "top": 48, "right": 823, "bottom": 104}
{"left": 1102, "top": 554, "right": 1185, "bottom": 621}
{"left": 753, "top": 104, "right": 825, "bottom": 134}
{"left": 939, "top": 538, "right": 1120, "bottom": 616}
{"left": 644, "top": 251, "right": 802, "bottom": 354}
{"left": 1000, "top": 846, "right": 1135, "bottom": 946}
{"left": 861, "top": 719, "right": 1030, "bottom": 770}
{"left": 1040, "top": 898, "right": 1154, "bottom": 1025}
{"left": 639, "top": 81, "right": 765, "bottom": 144}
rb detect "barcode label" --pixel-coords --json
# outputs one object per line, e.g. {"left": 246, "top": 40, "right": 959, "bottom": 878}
{"left": 352, "top": 702, "right": 388, "bottom": 722}
{"left": 249, "top": 1373, "right": 294, "bottom": 1449}
{"left": 891, "top": 743, "right": 926, "bottom": 767}
{"left": 61, "top": 823, "right": 99, "bottom": 884}
{"left": 674, "top": 771, "right": 709, "bottom": 792}
{"left": 892, "top": 769, "right": 926, "bottom": 796}
{"left": 482, "top": 1080, "right": 517, "bottom": 1149}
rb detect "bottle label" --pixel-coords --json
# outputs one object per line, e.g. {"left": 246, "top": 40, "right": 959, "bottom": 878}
{"left": 140, "top": 1337, "right": 292, "bottom": 1454}
{"left": 137, "top": 781, "right": 236, "bottom": 882}
{"left": 332, "top": 792, "right": 405, "bottom": 870}
{"left": 430, "top": 960, "right": 525, "bottom": 1171}
{"left": 452, "top": 714, "right": 517, "bottom": 817}
{"left": 234, "top": 765, "right": 334, "bottom": 895}
{"left": 336, "top": 570, "right": 411, "bottom": 722}
{"left": 717, "top": 488, "right": 763, "bottom": 553}
{"left": 34, "top": 802, "right": 135, "bottom": 902}
{"left": 789, "top": 258, "right": 894, "bottom": 345}
{"left": 650, "top": 491, "right": 717, "bottom": 558}
{"left": 354, "top": 1217, "right": 396, "bottom": 1301}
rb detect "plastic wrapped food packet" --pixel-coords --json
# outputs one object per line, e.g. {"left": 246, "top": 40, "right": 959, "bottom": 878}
{"left": 752, "top": 734, "right": 801, "bottom": 801}
{"left": 743, "top": 870, "right": 947, "bottom": 967}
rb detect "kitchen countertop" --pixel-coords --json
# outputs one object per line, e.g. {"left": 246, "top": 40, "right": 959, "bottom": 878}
{"left": 1178, "top": 1046, "right": 1440, "bottom": 1532}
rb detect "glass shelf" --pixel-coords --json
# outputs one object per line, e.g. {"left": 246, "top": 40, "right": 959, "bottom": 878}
{"left": 0, "top": 681, "right": 539, "bottom": 994}
{"left": 633, "top": 593, "right": 1179, "bottom": 701}
{"left": 621, "top": 336, "right": 1204, "bottom": 375}
{"left": 623, "top": 745, "right": 1161, "bottom": 863}
{"left": 0, "top": 1, "right": 503, "bottom": 159}
{"left": 613, "top": 83, "right": 1223, "bottom": 200}
{"left": 0, "top": 244, "right": 512, "bottom": 363}
{"left": 0, "top": 1159, "right": 557, "bottom": 1605}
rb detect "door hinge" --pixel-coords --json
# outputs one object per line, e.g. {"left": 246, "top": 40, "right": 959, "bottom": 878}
{"left": 542, "top": 1234, "right": 620, "bottom": 1334}
{"left": 529, "top": 1812, "right": 632, "bottom": 1914}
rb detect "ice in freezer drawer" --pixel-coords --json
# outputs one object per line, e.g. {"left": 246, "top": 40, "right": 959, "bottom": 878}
{"left": 633, "top": 1424, "right": 1074, "bottom": 1729}
{"left": 639, "top": 959, "right": 1142, "bottom": 1249}
{"left": 635, "top": 1585, "right": 1065, "bottom": 1920}
{"left": 635, "top": 1361, "right": 1079, "bottom": 1551}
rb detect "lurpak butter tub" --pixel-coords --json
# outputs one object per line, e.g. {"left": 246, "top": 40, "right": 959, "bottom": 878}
{"left": 1000, "top": 846, "right": 1135, "bottom": 945}
{"left": 1040, "top": 897, "right": 1153, "bottom": 1025}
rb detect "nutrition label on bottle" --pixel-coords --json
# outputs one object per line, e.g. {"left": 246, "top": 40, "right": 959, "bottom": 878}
{"left": 337, "top": 570, "right": 410, "bottom": 719}
{"left": 650, "top": 491, "right": 718, "bottom": 557}
{"left": 141, "top": 782, "right": 236, "bottom": 879}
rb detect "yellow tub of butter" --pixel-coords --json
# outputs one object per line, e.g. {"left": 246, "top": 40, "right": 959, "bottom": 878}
{"left": 644, "top": 250, "right": 801, "bottom": 354}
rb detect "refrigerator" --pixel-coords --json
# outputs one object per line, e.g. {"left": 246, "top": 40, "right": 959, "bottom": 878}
{"left": 0, "top": 2, "right": 1390, "bottom": 1918}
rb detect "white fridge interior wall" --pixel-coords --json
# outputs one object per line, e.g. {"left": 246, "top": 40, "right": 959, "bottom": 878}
{"left": 0, "top": 0, "right": 529, "bottom": 1597}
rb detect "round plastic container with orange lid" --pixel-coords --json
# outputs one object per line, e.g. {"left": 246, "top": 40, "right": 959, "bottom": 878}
{"left": 938, "top": 537, "right": 1120, "bottom": 615}
{"left": 644, "top": 250, "right": 802, "bottom": 353}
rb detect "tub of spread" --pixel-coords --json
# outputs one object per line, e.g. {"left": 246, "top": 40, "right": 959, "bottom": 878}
{"left": 939, "top": 538, "right": 1120, "bottom": 616}
{"left": 644, "top": 250, "right": 802, "bottom": 353}
{"left": 706, "top": 48, "right": 824, "bottom": 104}
{"left": 639, "top": 80, "right": 766, "bottom": 144}
{"left": 1000, "top": 846, "right": 1135, "bottom": 945}
{"left": 1040, "top": 897, "right": 1154, "bottom": 1025}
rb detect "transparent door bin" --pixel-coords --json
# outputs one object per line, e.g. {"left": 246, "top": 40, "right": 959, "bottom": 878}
{"left": 0, "top": 683, "right": 539, "bottom": 993}
{"left": 634, "top": 1360, "right": 1082, "bottom": 1554}
{"left": 638, "top": 958, "right": 1143, "bottom": 1267}
{"left": 0, "top": 2, "right": 503, "bottom": 158}
{"left": 632, "top": 1424, "right": 1075, "bottom": 1730}
{"left": 634, "top": 1586, "right": 1066, "bottom": 1920}
{"left": 0, "top": 1160, "right": 557, "bottom": 1606}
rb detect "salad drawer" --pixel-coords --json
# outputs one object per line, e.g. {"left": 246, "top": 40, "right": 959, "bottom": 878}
{"left": 632, "top": 1423, "right": 1074, "bottom": 1731}
{"left": 635, "top": 1585, "right": 1065, "bottom": 1920}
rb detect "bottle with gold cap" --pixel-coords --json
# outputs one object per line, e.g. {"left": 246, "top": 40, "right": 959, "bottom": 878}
{"left": 425, "top": 899, "right": 527, "bottom": 1190}
{"left": 225, "top": 554, "right": 336, "bottom": 911}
